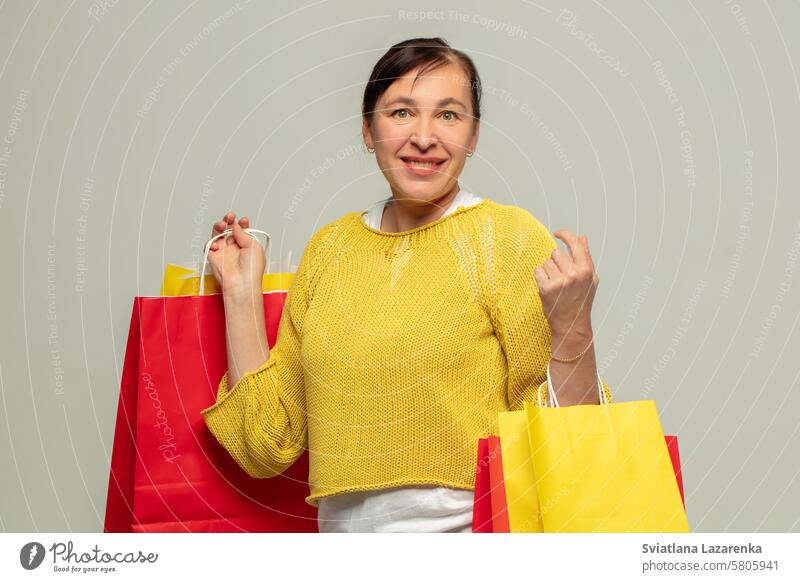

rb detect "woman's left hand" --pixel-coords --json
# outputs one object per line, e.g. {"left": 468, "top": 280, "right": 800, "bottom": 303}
{"left": 532, "top": 229, "right": 599, "bottom": 338}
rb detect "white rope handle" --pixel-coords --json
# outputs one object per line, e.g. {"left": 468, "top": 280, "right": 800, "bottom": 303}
{"left": 199, "top": 227, "right": 271, "bottom": 295}
{"left": 543, "top": 362, "right": 608, "bottom": 408}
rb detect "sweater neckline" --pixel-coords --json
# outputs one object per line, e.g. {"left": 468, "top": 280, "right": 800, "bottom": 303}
{"left": 356, "top": 198, "right": 492, "bottom": 237}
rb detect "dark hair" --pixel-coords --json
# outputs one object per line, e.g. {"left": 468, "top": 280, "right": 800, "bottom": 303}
{"left": 361, "top": 37, "right": 482, "bottom": 128}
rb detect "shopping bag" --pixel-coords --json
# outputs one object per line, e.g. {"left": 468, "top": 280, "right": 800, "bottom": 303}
{"left": 665, "top": 435, "right": 685, "bottom": 507}
{"left": 474, "top": 377, "right": 608, "bottom": 533}
{"left": 476, "top": 431, "right": 686, "bottom": 533}
{"left": 495, "top": 410, "right": 545, "bottom": 532}
{"left": 522, "top": 372, "right": 689, "bottom": 532}
{"left": 160, "top": 249, "right": 295, "bottom": 296}
{"left": 486, "top": 436, "right": 511, "bottom": 533}
{"left": 104, "top": 229, "right": 317, "bottom": 532}
{"left": 471, "top": 438, "right": 493, "bottom": 532}
{"left": 471, "top": 436, "right": 516, "bottom": 533}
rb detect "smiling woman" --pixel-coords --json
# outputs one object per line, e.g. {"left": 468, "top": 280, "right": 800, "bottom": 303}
{"left": 200, "top": 37, "right": 611, "bottom": 533}
{"left": 360, "top": 38, "right": 481, "bottom": 232}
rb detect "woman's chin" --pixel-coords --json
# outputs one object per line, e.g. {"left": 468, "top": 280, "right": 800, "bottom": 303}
{"left": 392, "top": 177, "right": 452, "bottom": 198}
{"left": 396, "top": 189, "right": 444, "bottom": 204}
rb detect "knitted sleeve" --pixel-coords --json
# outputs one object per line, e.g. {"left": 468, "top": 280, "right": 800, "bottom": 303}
{"left": 200, "top": 230, "right": 319, "bottom": 478}
{"left": 493, "top": 205, "right": 613, "bottom": 409}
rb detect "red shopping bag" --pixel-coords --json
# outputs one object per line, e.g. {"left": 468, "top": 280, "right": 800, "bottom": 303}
{"left": 472, "top": 433, "right": 685, "bottom": 532}
{"left": 472, "top": 438, "right": 493, "bottom": 532}
{"left": 665, "top": 435, "right": 685, "bottom": 507}
{"left": 487, "top": 436, "right": 511, "bottom": 533}
{"left": 472, "top": 436, "right": 511, "bottom": 533}
{"left": 104, "top": 293, "right": 317, "bottom": 532}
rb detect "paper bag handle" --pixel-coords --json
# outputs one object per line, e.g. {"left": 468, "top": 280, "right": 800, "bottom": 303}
{"left": 199, "top": 228, "right": 271, "bottom": 295}
{"left": 538, "top": 362, "right": 609, "bottom": 408}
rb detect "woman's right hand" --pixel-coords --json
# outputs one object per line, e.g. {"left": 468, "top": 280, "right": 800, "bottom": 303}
{"left": 207, "top": 211, "right": 266, "bottom": 298}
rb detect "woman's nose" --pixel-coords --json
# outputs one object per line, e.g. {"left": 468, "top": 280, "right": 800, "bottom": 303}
{"left": 409, "top": 131, "right": 439, "bottom": 149}
{"left": 408, "top": 118, "right": 439, "bottom": 149}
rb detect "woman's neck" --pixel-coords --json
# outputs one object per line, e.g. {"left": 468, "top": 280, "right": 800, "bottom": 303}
{"left": 380, "top": 184, "right": 461, "bottom": 233}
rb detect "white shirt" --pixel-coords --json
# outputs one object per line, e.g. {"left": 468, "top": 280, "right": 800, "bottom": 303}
{"left": 315, "top": 189, "right": 483, "bottom": 533}
{"left": 361, "top": 188, "right": 484, "bottom": 231}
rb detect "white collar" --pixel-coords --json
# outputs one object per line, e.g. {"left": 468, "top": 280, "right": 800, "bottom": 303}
{"left": 362, "top": 189, "right": 483, "bottom": 230}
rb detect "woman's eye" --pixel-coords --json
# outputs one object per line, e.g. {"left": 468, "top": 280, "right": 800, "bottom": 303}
{"left": 391, "top": 108, "right": 460, "bottom": 121}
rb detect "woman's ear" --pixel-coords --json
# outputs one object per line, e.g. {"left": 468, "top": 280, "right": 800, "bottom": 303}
{"left": 362, "top": 117, "right": 374, "bottom": 150}
{"left": 468, "top": 120, "right": 480, "bottom": 154}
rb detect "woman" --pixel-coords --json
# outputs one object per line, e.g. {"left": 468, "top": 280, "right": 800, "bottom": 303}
{"left": 201, "top": 37, "right": 611, "bottom": 533}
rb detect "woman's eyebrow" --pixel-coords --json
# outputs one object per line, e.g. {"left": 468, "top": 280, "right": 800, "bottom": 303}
{"left": 383, "top": 96, "right": 467, "bottom": 109}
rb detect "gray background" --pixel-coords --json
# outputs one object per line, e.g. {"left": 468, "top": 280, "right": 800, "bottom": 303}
{"left": 1, "top": 0, "right": 798, "bottom": 532}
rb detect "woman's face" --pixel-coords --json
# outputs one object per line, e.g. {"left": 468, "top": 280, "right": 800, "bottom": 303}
{"left": 362, "top": 62, "right": 480, "bottom": 205}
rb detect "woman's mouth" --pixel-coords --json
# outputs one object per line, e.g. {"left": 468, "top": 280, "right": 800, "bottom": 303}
{"left": 400, "top": 157, "right": 447, "bottom": 176}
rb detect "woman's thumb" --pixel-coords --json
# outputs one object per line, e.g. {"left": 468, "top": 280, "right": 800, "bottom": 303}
{"left": 231, "top": 221, "right": 253, "bottom": 247}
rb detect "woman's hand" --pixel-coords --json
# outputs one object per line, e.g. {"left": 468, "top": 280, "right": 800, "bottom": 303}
{"left": 532, "top": 230, "right": 599, "bottom": 339}
{"left": 207, "top": 211, "right": 265, "bottom": 298}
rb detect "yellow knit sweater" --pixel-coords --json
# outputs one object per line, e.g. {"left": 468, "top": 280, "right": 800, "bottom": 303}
{"left": 201, "top": 198, "right": 612, "bottom": 507}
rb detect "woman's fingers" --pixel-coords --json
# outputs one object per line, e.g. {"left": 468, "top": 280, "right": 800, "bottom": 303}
{"left": 208, "top": 212, "right": 253, "bottom": 253}
{"left": 213, "top": 212, "right": 250, "bottom": 235}
{"left": 209, "top": 211, "right": 240, "bottom": 251}
{"left": 550, "top": 247, "right": 572, "bottom": 274}
{"left": 533, "top": 266, "right": 548, "bottom": 289}
{"left": 554, "top": 229, "right": 593, "bottom": 272}
{"left": 542, "top": 259, "right": 561, "bottom": 279}
{"left": 218, "top": 212, "right": 234, "bottom": 230}
{"left": 212, "top": 212, "right": 235, "bottom": 234}
{"left": 231, "top": 221, "right": 253, "bottom": 248}
{"left": 553, "top": 229, "right": 579, "bottom": 257}
{"left": 581, "top": 236, "right": 596, "bottom": 271}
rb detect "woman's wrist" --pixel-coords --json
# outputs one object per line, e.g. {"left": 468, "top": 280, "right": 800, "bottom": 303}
{"left": 222, "top": 280, "right": 262, "bottom": 307}
{"left": 550, "top": 322, "right": 593, "bottom": 361}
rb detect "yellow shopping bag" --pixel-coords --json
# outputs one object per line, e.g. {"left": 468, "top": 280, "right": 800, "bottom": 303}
{"left": 160, "top": 263, "right": 294, "bottom": 296}
{"left": 523, "top": 369, "right": 689, "bottom": 533}
{"left": 496, "top": 378, "right": 613, "bottom": 532}
{"left": 496, "top": 410, "right": 544, "bottom": 532}
{"left": 160, "top": 228, "right": 294, "bottom": 296}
